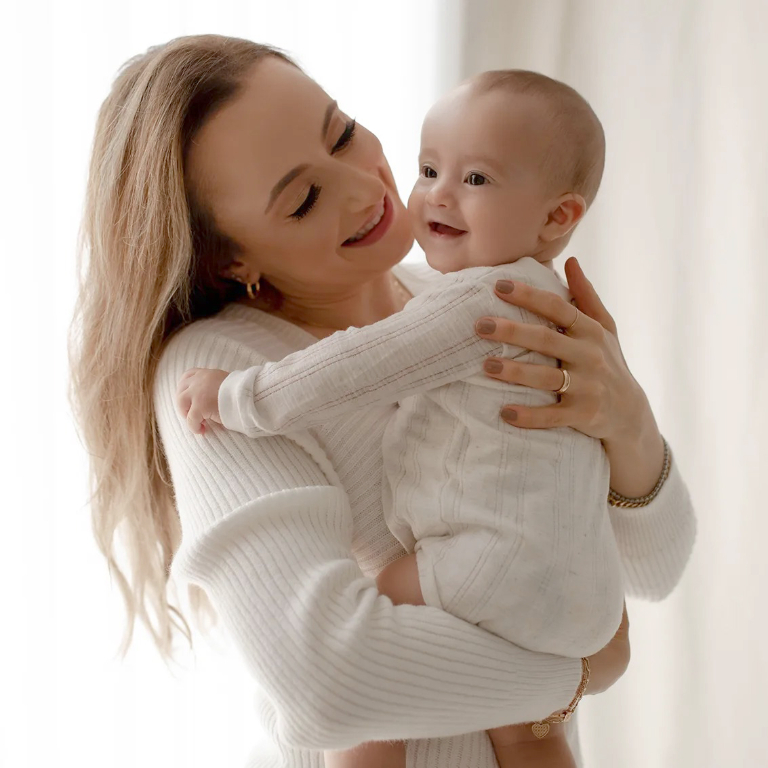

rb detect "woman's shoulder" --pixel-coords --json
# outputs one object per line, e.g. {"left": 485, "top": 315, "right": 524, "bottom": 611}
{"left": 159, "top": 304, "right": 307, "bottom": 373}
{"left": 154, "top": 304, "right": 312, "bottom": 407}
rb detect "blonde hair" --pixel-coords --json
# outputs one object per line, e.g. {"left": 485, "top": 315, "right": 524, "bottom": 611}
{"left": 471, "top": 69, "right": 606, "bottom": 207}
{"left": 68, "top": 35, "right": 295, "bottom": 666}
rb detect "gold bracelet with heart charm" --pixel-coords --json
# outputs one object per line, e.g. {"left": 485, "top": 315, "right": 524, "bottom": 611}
{"left": 529, "top": 657, "right": 590, "bottom": 738}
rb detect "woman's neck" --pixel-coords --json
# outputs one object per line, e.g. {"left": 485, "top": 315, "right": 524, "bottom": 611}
{"left": 268, "top": 270, "right": 412, "bottom": 339}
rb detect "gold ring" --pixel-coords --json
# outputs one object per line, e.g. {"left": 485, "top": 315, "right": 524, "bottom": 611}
{"left": 555, "top": 368, "right": 571, "bottom": 395}
{"left": 565, "top": 308, "right": 580, "bottom": 332}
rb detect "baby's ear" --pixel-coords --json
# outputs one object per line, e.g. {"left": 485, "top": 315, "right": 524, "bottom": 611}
{"left": 540, "top": 193, "right": 586, "bottom": 242}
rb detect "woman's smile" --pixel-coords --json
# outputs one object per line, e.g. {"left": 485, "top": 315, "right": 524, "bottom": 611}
{"left": 342, "top": 192, "right": 395, "bottom": 248}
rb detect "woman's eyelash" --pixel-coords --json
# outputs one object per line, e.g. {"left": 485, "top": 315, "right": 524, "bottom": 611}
{"left": 290, "top": 184, "right": 321, "bottom": 220}
{"left": 331, "top": 119, "right": 356, "bottom": 153}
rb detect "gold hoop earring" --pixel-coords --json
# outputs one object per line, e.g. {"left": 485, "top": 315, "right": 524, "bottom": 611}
{"left": 246, "top": 279, "right": 261, "bottom": 300}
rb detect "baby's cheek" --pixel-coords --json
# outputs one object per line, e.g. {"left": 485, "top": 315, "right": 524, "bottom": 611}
{"left": 468, "top": 203, "right": 519, "bottom": 266}
{"left": 406, "top": 182, "right": 423, "bottom": 217}
{"left": 406, "top": 186, "right": 428, "bottom": 247}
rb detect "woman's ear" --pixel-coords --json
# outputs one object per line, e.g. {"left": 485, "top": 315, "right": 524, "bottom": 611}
{"left": 540, "top": 193, "right": 587, "bottom": 243}
{"left": 222, "top": 259, "right": 260, "bottom": 284}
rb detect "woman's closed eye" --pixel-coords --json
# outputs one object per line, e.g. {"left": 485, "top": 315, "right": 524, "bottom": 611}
{"left": 331, "top": 119, "right": 356, "bottom": 154}
{"left": 290, "top": 184, "right": 321, "bottom": 220}
{"left": 289, "top": 119, "right": 356, "bottom": 220}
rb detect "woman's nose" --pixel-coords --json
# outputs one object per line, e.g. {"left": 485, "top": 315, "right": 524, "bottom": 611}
{"left": 340, "top": 163, "right": 387, "bottom": 212}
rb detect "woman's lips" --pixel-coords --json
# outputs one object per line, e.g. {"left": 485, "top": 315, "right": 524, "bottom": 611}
{"left": 342, "top": 194, "right": 394, "bottom": 248}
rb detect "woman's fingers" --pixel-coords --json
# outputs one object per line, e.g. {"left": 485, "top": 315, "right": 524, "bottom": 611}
{"left": 493, "top": 277, "right": 590, "bottom": 336}
{"left": 563, "top": 257, "right": 617, "bottom": 335}
{"left": 476, "top": 316, "right": 586, "bottom": 364}
{"left": 499, "top": 404, "right": 572, "bottom": 429}
{"left": 484, "top": 358, "right": 568, "bottom": 393}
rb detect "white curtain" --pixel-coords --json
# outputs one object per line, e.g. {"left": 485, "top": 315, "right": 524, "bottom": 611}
{"left": 451, "top": 1, "right": 767, "bottom": 766}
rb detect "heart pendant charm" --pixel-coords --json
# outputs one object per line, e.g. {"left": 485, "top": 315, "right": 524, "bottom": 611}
{"left": 531, "top": 722, "right": 550, "bottom": 739}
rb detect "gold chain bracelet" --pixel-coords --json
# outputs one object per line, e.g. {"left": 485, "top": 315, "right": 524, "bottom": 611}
{"left": 608, "top": 436, "right": 671, "bottom": 509}
{"left": 529, "top": 657, "right": 590, "bottom": 738}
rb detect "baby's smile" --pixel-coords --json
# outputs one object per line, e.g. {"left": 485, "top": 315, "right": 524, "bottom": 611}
{"left": 428, "top": 220, "right": 468, "bottom": 237}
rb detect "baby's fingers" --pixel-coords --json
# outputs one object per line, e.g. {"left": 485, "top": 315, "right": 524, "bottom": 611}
{"left": 186, "top": 406, "right": 205, "bottom": 435}
{"left": 176, "top": 390, "right": 191, "bottom": 420}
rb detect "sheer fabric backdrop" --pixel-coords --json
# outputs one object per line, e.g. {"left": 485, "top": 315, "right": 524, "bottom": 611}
{"left": 453, "top": 1, "right": 767, "bottom": 766}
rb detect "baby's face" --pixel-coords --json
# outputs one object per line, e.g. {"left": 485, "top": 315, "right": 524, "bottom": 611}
{"left": 408, "top": 86, "right": 556, "bottom": 273}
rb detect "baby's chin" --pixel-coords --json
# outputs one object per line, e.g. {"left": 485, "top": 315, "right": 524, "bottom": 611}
{"left": 415, "top": 230, "right": 473, "bottom": 274}
{"left": 420, "top": 245, "right": 467, "bottom": 274}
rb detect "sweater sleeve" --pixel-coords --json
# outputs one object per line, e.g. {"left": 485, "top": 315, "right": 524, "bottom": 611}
{"left": 218, "top": 277, "right": 519, "bottom": 437}
{"left": 610, "top": 448, "right": 697, "bottom": 600}
{"left": 155, "top": 324, "right": 581, "bottom": 751}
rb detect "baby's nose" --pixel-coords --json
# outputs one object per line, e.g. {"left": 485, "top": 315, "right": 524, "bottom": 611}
{"left": 425, "top": 179, "right": 453, "bottom": 206}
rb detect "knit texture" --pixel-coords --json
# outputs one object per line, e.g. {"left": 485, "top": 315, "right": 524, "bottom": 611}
{"left": 154, "top": 260, "right": 696, "bottom": 767}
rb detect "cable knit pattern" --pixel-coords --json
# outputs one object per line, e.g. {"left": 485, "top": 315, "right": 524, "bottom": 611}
{"left": 154, "top": 260, "right": 696, "bottom": 767}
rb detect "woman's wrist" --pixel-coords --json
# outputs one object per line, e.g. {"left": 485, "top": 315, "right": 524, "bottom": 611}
{"left": 602, "top": 386, "right": 666, "bottom": 499}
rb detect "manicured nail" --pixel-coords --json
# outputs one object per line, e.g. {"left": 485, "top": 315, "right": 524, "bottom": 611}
{"left": 476, "top": 318, "right": 496, "bottom": 334}
{"left": 501, "top": 407, "right": 518, "bottom": 422}
{"left": 484, "top": 359, "right": 503, "bottom": 373}
{"left": 496, "top": 280, "right": 514, "bottom": 294}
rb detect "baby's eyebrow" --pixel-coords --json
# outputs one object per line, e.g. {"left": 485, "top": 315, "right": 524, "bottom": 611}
{"left": 465, "top": 155, "right": 505, "bottom": 175}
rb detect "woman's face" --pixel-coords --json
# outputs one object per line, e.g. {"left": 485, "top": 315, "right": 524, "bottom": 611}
{"left": 186, "top": 57, "right": 414, "bottom": 299}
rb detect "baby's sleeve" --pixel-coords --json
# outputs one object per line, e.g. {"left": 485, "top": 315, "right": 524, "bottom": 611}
{"left": 218, "top": 279, "right": 516, "bottom": 437}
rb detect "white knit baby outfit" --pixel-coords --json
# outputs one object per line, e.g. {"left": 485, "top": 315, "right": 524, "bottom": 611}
{"left": 218, "top": 257, "right": 625, "bottom": 658}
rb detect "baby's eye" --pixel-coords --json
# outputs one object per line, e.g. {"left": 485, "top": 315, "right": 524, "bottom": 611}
{"left": 467, "top": 172, "right": 487, "bottom": 186}
{"left": 421, "top": 165, "right": 437, "bottom": 178}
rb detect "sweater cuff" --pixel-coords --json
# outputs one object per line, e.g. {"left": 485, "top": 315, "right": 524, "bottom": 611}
{"left": 218, "top": 367, "right": 259, "bottom": 435}
{"left": 609, "top": 455, "right": 696, "bottom": 599}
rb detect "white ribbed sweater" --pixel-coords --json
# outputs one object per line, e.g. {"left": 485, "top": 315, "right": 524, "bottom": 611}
{"left": 154, "top": 260, "right": 696, "bottom": 768}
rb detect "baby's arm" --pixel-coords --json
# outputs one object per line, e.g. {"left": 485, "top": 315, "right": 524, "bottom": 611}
{"left": 212, "top": 279, "right": 518, "bottom": 437}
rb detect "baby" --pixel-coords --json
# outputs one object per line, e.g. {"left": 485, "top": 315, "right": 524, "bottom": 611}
{"left": 177, "top": 70, "right": 622, "bottom": 768}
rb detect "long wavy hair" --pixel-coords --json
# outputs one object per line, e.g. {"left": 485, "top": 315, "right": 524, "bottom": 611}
{"left": 68, "top": 35, "right": 295, "bottom": 666}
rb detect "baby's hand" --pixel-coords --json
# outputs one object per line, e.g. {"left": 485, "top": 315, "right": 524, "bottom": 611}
{"left": 176, "top": 368, "right": 230, "bottom": 435}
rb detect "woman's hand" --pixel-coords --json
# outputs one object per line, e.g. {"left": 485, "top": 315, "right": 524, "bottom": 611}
{"left": 476, "top": 257, "right": 666, "bottom": 498}
{"left": 476, "top": 257, "right": 643, "bottom": 442}
{"left": 585, "top": 602, "right": 630, "bottom": 694}
{"left": 486, "top": 604, "right": 629, "bottom": 757}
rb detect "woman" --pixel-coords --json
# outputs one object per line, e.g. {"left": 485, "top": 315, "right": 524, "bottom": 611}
{"left": 69, "top": 35, "right": 695, "bottom": 768}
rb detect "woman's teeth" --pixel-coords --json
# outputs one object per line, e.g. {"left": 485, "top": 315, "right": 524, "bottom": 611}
{"left": 347, "top": 203, "right": 385, "bottom": 242}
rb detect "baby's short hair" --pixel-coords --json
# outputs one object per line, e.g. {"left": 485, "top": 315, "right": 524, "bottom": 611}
{"left": 470, "top": 70, "right": 605, "bottom": 207}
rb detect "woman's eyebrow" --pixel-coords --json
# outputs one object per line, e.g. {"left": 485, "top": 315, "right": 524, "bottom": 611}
{"left": 265, "top": 100, "right": 338, "bottom": 213}
{"left": 320, "top": 100, "right": 338, "bottom": 141}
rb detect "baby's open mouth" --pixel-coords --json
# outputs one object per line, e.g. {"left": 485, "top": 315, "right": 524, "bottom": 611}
{"left": 429, "top": 221, "right": 467, "bottom": 236}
